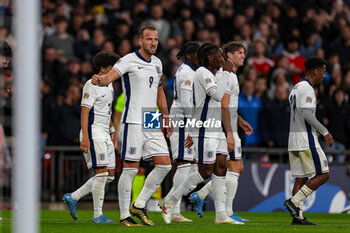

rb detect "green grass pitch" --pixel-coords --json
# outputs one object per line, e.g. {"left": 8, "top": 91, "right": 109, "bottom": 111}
{"left": 1, "top": 210, "right": 350, "bottom": 233}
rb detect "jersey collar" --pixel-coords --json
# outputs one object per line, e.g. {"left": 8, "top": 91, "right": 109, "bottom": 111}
{"left": 184, "top": 61, "right": 196, "bottom": 71}
{"left": 200, "top": 65, "right": 214, "bottom": 74}
{"left": 301, "top": 78, "right": 312, "bottom": 87}
{"left": 135, "top": 49, "right": 151, "bottom": 63}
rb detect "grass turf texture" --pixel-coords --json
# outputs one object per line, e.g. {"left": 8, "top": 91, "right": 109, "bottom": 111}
{"left": 1, "top": 210, "right": 350, "bottom": 233}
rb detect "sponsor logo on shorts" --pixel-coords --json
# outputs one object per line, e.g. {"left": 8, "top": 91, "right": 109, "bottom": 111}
{"left": 99, "top": 153, "right": 105, "bottom": 160}
{"left": 207, "top": 151, "right": 214, "bottom": 158}
{"left": 188, "top": 148, "right": 192, "bottom": 154}
{"left": 129, "top": 147, "right": 137, "bottom": 154}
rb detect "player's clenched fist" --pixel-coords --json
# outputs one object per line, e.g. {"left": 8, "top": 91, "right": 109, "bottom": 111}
{"left": 91, "top": 74, "right": 102, "bottom": 85}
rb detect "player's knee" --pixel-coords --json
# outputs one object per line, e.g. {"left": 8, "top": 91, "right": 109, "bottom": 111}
{"left": 156, "top": 164, "right": 172, "bottom": 174}
{"left": 199, "top": 166, "right": 213, "bottom": 179}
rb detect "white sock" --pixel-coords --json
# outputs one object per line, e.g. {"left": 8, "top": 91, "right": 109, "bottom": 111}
{"left": 71, "top": 176, "right": 94, "bottom": 201}
{"left": 291, "top": 185, "right": 313, "bottom": 207}
{"left": 134, "top": 165, "right": 171, "bottom": 209}
{"left": 92, "top": 172, "right": 108, "bottom": 218}
{"left": 298, "top": 201, "right": 304, "bottom": 219}
{"left": 190, "top": 163, "right": 198, "bottom": 173}
{"left": 225, "top": 171, "right": 239, "bottom": 216}
{"left": 212, "top": 174, "right": 226, "bottom": 221}
{"left": 197, "top": 181, "right": 212, "bottom": 200}
{"left": 172, "top": 164, "right": 191, "bottom": 214}
{"left": 167, "top": 170, "right": 204, "bottom": 206}
{"left": 107, "top": 176, "right": 115, "bottom": 184}
{"left": 118, "top": 168, "right": 138, "bottom": 220}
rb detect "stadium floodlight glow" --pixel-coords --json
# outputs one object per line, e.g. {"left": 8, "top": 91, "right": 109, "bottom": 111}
{"left": 13, "top": 0, "right": 40, "bottom": 233}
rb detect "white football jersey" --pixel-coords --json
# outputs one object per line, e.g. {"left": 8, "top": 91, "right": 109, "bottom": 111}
{"left": 191, "top": 66, "right": 224, "bottom": 138}
{"left": 113, "top": 50, "right": 163, "bottom": 124}
{"left": 224, "top": 71, "right": 240, "bottom": 133}
{"left": 170, "top": 61, "right": 196, "bottom": 117}
{"left": 81, "top": 79, "right": 114, "bottom": 139}
{"left": 288, "top": 79, "right": 321, "bottom": 151}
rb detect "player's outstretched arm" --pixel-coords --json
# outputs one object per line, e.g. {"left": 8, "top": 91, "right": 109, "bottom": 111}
{"left": 91, "top": 69, "right": 120, "bottom": 86}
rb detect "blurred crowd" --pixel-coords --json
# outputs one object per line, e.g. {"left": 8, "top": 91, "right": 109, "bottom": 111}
{"left": 0, "top": 0, "right": 350, "bottom": 162}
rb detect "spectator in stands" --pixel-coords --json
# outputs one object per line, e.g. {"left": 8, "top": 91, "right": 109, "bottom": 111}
{"left": 55, "top": 84, "right": 81, "bottom": 145}
{"left": 41, "top": 78, "right": 56, "bottom": 146}
{"left": 331, "top": 25, "right": 350, "bottom": 71}
{"left": 238, "top": 79, "right": 262, "bottom": 149}
{"left": 267, "top": 68, "right": 292, "bottom": 100}
{"left": 274, "top": 36, "right": 306, "bottom": 84}
{"left": 74, "top": 28, "right": 99, "bottom": 62}
{"left": 91, "top": 28, "right": 107, "bottom": 52}
{"left": 248, "top": 39, "right": 274, "bottom": 77}
{"left": 142, "top": 3, "right": 170, "bottom": 48}
{"left": 0, "top": 40, "right": 12, "bottom": 69}
{"left": 322, "top": 88, "right": 349, "bottom": 163}
{"left": 44, "top": 16, "right": 75, "bottom": 63}
{"left": 40, "top": 10, "right": 56, "bottom": 46}
{"left": 116, "top": 38, "right": 132, "bottom": 57}
{"left": 260, "top": 86, "right": 290, "bottom": 149}
{"left": 182, "top": 19, "right": 196, "bottom": 42}
{"left": 300, "top": 32, "right": 323, "bottom": 58}
{"left": 254, "top": 76, "right": 268, "bottom": 104}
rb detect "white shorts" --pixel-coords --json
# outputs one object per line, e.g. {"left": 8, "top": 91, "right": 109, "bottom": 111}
{"left": 118, "top": 123, "right": 169, "bottom": 162}
{"left": 193, "top": 136, "right": 228, "bottom": 164}
{"left": 83, "top": 138, "right": 115, "bottom": 169}
{"left": 170, "top": 129, "right": 195, "bottom": 161}
{"left": 289, "top": 148, "right": 329, "bottom": 178}
{"left": 225, "top": 133, "right": 242, "bottom": 160}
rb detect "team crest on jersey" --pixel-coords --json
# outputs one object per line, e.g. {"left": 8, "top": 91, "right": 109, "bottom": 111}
{"left": 306, "top": 96, "right": 312, "bottom": 103}
{"left": 129, "top": 147, "right": 137, "bottom": 154}
{"left": 83, "top": 92, "right": 90, "bottom": 99}
{"left": 205, "top": 78, "right": 212, "bottom": 84}
{"left": 185, "top": 80, "right": 192, "bottom": 86}
{"left": 99, "top": 153, "right": 105, "bottom": 160}
{"left": 207, "top": 151, "right": 214, "bottom": 158}
{"left": 156, "top": 66, "right": 161, "bottom": 75}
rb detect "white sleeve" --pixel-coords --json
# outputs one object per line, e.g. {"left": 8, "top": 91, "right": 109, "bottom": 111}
{"left": 299, "top": 86, "right": 316, "bottom": 110}
{"left": 301, "top": 109, "right": 329, "bottom": 136}
{"left": 81, "top": 81, "right": 96, "bottom": 108}
{"left": 207, "top": 71, "right": 229, "bottom": 101}
{"left": 179, "top": 77, "right": 193, "bottom": 116}
{"left": 224, "top": 76, "right": 233, "bottom": 95}
{"left": 112, "top": 55, "right": 132, "bottom": 77}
